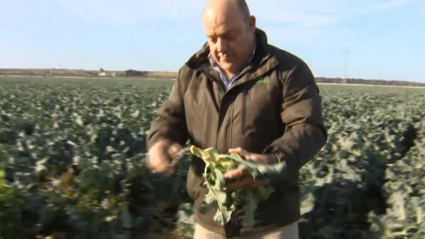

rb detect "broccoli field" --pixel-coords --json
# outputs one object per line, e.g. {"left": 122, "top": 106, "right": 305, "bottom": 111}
{"left": 1, "top": 76, "right": 425, "bottom": 239}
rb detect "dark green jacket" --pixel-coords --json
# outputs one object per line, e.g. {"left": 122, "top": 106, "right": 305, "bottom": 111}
{"left": 147, "top": 28, "right": 327, "bottom": 238}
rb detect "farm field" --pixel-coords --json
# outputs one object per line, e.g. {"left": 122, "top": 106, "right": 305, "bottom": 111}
{"left": 1, "top": 77, "right": 425, "bottom": 239}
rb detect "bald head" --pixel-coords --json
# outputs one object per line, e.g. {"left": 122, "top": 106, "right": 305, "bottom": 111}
{"left": 203, "top": 0, "right": 250, "bottom": 22}
{"left": 201, "top": 0, "right": 256, "bottom": 78}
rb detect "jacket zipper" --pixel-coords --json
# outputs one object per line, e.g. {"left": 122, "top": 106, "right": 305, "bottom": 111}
{"left": 198, "top": 68, "right": 225, "bottom": 151}
{"left": 241, "top": 88, "right": 247, "bottom": 135}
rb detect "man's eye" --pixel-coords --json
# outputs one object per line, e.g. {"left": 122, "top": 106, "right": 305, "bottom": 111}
{"left": 224, "top": 34, "right": 236, "bottom": 40}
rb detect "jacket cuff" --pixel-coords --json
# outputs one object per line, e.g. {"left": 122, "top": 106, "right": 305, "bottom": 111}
{"left": 266, "top": 152, "right": 289, "bottom": 185}
{"left": 267, "top": 152, "right": 281, "bottom": 164}
{"left": 263, "top": 146, "right": 286, "bottom": 164}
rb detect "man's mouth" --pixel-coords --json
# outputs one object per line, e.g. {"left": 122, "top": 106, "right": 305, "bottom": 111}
{"left": 220, "top": 56, "right": 233, "bottom": 62}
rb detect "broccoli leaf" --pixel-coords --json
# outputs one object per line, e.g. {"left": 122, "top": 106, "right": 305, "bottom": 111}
{"left": 189, "top": 145, "right": 284, "bottom": 227}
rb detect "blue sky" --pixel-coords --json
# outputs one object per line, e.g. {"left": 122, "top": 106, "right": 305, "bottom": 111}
{"left": 1, "top": 0, "right": 424, "bottom": 82}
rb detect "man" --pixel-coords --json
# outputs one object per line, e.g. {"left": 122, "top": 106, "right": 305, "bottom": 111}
{"left": 146, "top": 0, "right": 327, "bottom": 238}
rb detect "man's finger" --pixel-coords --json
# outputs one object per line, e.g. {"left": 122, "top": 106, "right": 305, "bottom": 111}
{"left": 228, "top": 147, "right": 242, "bottom": 153}
{"left": 224, "top": 166, "right": 248, "bottom": 179}
{"left": 226, "top": 176, "right": 252, "bottom": 190}
{"left": 168, "top": 144, "right": 184, "bottom": 157}
{"left": 228, "top": 147, "right": 250, "bottom": 157}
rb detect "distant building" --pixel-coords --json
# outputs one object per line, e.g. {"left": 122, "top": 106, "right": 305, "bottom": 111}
{"left": 98, "top": 71, "right": 116, "bottom": 77}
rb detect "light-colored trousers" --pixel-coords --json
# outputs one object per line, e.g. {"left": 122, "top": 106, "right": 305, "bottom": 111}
{"left": 193, "top": 222, "right": 299, "bottom": 239}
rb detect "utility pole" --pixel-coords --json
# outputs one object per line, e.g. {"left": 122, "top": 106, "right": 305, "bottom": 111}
{"left": 342, "top": 48, "right": 351, "bottom": 84}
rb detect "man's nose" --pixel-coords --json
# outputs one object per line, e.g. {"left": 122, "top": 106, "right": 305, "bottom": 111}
{"left": 216, "top": 38, "right": 227, "bottom": 53}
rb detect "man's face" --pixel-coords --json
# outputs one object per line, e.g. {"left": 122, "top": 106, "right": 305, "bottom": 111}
{"left": 202, "top": 12, "right": 256, "bottom": 74}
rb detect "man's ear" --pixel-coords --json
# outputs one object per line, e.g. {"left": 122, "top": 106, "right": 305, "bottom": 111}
{"left": 248, "top": 15, "right": 256, "bottom": 32}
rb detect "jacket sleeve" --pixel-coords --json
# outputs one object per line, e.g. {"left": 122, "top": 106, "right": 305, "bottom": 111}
{"left": 146, "top": 68, "right": 190, "bottom": 150}
{"left": 264, "top": 62, "right": 328, "bottom": 184}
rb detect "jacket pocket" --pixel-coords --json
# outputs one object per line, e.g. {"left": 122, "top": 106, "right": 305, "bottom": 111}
{"left": 241, "top": 89, "right": 248, "bottom": 135}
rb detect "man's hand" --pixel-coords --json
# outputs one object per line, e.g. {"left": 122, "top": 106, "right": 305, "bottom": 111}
{"left": 224, "top": 147, "right": 273, "bottom": 190}
{"left": 146, "top": 139, "right": 183, "bottom": 176}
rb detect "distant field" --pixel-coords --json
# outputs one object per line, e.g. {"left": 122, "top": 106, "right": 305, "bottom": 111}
{"left": 318, "top": 82, "right": 425, "bottom": 89}
{"left": 2, "top": 74, "right": 424, "bottom": 89}
{"left": 0, "top": 69, "right": 178, "bottom": 79}
{"left": 1, "top": 76, "right": 425, "bottom": 239}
